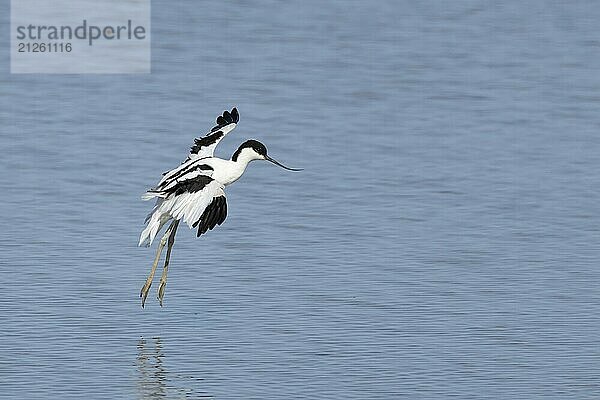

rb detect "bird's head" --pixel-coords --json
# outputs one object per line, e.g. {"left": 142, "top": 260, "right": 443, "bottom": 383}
{"left": 232, "top": 139, "right": 302, "bottom": 171}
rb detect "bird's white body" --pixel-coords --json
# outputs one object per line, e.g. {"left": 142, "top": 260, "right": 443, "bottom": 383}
{"left": 196, "top": 149, "right": 260, "bottom": 186}
{"left": 139, "top": 148, "right": 265, "bottom": 247}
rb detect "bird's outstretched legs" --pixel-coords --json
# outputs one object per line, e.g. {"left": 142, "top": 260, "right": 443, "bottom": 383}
{"left": 140, "top": 220, "right": 178, "bottom": 308}
{"left": 158, "top": 220, "right": 179, "bottom": 307}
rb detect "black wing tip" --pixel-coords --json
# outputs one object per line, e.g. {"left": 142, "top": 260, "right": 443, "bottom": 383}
{"left": 211, "top": 107, "right": 239, "bottom": 132}
{"left": 231, "top": 107, "right": 239, "bottom": 123}
{"left": 195, "top": 196, "right": 227, "bottom": 237}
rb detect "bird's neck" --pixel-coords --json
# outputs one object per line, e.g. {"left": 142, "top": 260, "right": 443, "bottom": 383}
{"left": 231, "top": 156, "right": 252, "bottom": 172}
{"left": 214, "top": 156, "right": 253, "bottom": 186}
{"left": 231, "top": 149, "right": 258, "bottom": 167}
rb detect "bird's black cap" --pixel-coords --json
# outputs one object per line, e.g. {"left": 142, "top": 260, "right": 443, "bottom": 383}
{"left": 232, "top": 139, "right": 267, "bottom": 161}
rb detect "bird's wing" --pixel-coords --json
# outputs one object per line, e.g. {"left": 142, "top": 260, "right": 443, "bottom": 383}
{"left": 140, "top": 175, "right": 228, "bottom": 244}
{"left": 145, "top": 107, "right": 238, "bottom": 203}
{"left": 189, "top": 107, "right": 239, "bottom": 160}
{"left": 148, "top": 158, "right": 215, "bottom": 196}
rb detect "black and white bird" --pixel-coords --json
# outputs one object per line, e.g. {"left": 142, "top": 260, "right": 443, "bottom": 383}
{"left": 139, "top": 107, "right": 301, "bottom": 307}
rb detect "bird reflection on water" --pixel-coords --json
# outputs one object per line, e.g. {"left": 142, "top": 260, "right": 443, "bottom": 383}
{"left": 136, "top": 337, "right": 211, "bottom": 399}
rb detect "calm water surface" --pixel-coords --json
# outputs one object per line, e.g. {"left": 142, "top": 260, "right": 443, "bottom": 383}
{"left": 2, "top": 1, "right": 600, "bottom": 398}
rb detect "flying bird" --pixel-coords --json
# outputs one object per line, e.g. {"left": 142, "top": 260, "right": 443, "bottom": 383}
{"left": 139, "top": 107, "right": 301, "bottom": 307}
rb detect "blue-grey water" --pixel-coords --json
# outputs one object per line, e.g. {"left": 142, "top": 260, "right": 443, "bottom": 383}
{"left": 2, "top": 1, "right": 600, "bottom": 398}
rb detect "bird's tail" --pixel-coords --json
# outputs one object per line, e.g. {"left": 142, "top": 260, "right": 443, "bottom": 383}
{"left": 139, "top": 215, "right": 171, "bottom": 247}
{"left": 139, "top": 198, "right": 170, "bottom": 247}
{"left": 139, "top": 225, "right": 152, "bottom": 247}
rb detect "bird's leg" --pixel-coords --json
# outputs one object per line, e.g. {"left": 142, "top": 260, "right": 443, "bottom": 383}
{"left": 140, "top": 220, "right": 177, "bottom": 308}
{"left": 158, "top": 220, "right": 179, "bottom": 307}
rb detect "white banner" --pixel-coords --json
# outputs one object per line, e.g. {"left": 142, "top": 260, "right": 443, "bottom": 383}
{"left": 11, "top": 0, "right": 151, "bottom": 73}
